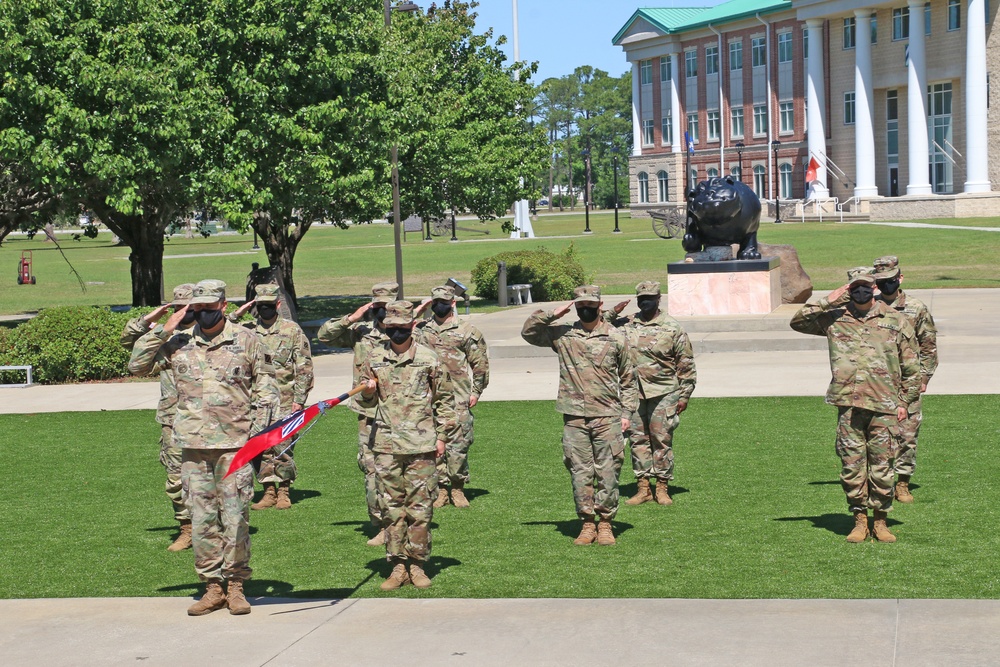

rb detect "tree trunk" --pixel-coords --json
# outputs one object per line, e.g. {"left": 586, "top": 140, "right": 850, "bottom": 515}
{"left": 253, "top": 212, "right": 312, "bottom": 313}
{"left": 547, "top": 126, "right": 555, "bottom": 212}
{"left": 92, "top": 204, "right": 168, "bottom": 306}
{"left": 565, "top": 121, "right": 575, "bottom": 210}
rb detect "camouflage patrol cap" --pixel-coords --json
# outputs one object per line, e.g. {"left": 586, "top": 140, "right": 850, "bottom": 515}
{"left": 573, "top": 285, "right": 602, "bottom": 303}
{"left": 382, "top": 300, "right": 414, "bottom": 327}
{"left": 190, "top": 279, "right": 227, "bottom": 304}
{"left": 371, "top": 281, "right": 399, "bottom": 305}
{"left": 873, "top": 255, "right": 901, "bottom": 280}
{"left": 431, "top": 285, "right": 455, "bottom": 301}
{"left": 254, "top": 284, "right": 280, "bottom": 303}
{"left": 171, "top": 283, "right": 196, "bottom": 306}
{"left": 846, "top": 266, "right": 876, "bottom": 286}
{"left": 635, "top": 281, "right": 661, "bottom": 297}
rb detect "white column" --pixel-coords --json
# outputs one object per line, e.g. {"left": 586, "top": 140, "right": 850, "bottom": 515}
{"left": 964, "top": 0, "right": 991, "bottom": 192}
{"left": 670, "top": 52, "right": 682, "bottom": 152}
{"left": 906, "top": 0, "right": 931, "bottom": 195}
{"left": 853, "top": 9, "right": 878, "bottom": 198}
{"left": 632, "top": 61, "right": 642, "bottom": 156}
{"left": 805, "top": 19, "right": 829, "bottom": 198}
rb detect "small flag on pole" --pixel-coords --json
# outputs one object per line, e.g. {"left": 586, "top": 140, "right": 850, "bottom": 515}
{"left": 685, "top": 131, "right": 695, "bottom": 154}
{"left": 805, "top": 156, "right": 821, "bottom": 183}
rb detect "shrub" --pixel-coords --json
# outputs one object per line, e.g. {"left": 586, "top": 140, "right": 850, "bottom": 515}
{"left": 471, "top": 244, "right": 588, "bottom": 302}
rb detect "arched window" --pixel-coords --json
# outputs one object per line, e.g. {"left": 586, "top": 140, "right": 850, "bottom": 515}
{"left": 657, "top": 170, "right": 670, "bottom": 202}
{"left": 753, "top": 165, "right": 766, "bottom": 196}
{"left": 731, "top": 166, "right": 742, "bottom": 182}
{"left": 689, "top": 168, "right": 698, "bottom": 190}
{"left": 638, "top": 172, "right": 649, "bottom": 203}
{"left": 779, "top": 163, "right": 793, "bottom": 198}
{"left": 707, "top": 167, "right": 719, "bottom": 179}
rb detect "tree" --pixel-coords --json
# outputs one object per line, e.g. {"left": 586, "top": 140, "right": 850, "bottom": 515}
{"left": 0, "top": 160, "right": 57, "bottom": 245}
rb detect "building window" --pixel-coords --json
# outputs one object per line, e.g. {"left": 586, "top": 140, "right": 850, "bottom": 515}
{"left": 887, "top": 89, "right": 899, "bottom": 162}
{"left": 642, "top": 119, "right": 654, "bottom": 146}
{"left": 844, "top": 17, "right": 856, "bottom": 49}
{"left": 925, "top": 2, "right": 932, "bottom": 34}
{"left": 707, "top": 167, "right": 720, "bottom": 179}
{"left": 706, "top": 46, "right": 719, "bottom": 75}
{"left": 779, "top": 101, "right": 794, "bottom": 134}
{"left": 729, "top": 41, "right": 743, "bottom": 70}
{"left": 893, "top": 7, "right": 910, "bottom": 40}
{"left": 707, "top": 111, "right": 721, "bottom": 141}
{"left": 803, "top": 28, "right": 809, "bottom": 57}
{"left": 638, "top": 172, "right": 649, "bottom": 203}
{"left": 660, "top": 58, "right": 671, "bottom": 82}
{"left": 640, "top": 60, "right": 653, "bottom": 85}
{"left": 662, "top": 113, "right": 673, "bottom": 146}
{"left": 753, "top": 104, "right": 768, "bottom": 136}
{"left": 778, "top": 33, "right": 792, "bottom": 62}
{"left": 928, "top": 82, "right": 954, "bottom": 193}
{"left": 948, "top": 0, "right": 961, "bottom": 30}
{"left": 687, "top": 113, "right": 699, "bottom": 143}
{"left": 871, "top": 12, "right": 878, "bottom": 42}
{"left": 779, "top": 163, "right": 793, "bottom": 198}
{"left": 844, "top": 92, "right": 856, "bottom": 125}
{"left": 753, "top": 165, "right": 766, "bottom": 196}
{"left": 731, "top": 166, "right": 742, "bottom": 181}
{"left": 731, "top": 107, "right": 745, "bottom": 138}
{"left": 657, "top": 170, "right": 670, "bottom": 202}
{"left": 686, "top": 50, "right": 698, "bottom": 78}
{"left": 752, "top": 37, "right": 766, "bottom": 68}
{"left": 689, "top": 169, "right": 698, "bottom": 190}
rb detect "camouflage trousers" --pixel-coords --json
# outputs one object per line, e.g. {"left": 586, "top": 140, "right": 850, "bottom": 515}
{"left": 159, "top": 425, "right": 189, "bottom": 521}
{"left": 562, "top": 415, "right": 625, "bottom": 521}
{"left": 436, "top": 407, "right": 473, "bottom": 487}
{"left": 181, "top": 449, "right": 253, "bottom": 582}
{"left": 256, "top": 445, "right": 297, "bottom": 485}
{"left": 894, "top": 401, "right": 923, "bottom": 477}
{"left": 627, "top": 395, "right": 680, "bottom": 481}
{"left": 359, "top": 416, "right": 386, "bottom": 527}
{"left": 373, "top": 451, "right": 437, "bottom": 562}
{"left": 835, "top": 407, "right": 898, "bottom": 513}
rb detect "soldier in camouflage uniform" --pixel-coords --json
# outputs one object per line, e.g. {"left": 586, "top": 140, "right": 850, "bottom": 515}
{"left": 129, "top": 280, "right": 278, "bottom": 616}
{"left": 231, "top": 284, "right": 314, "bottom": 510}
{"left": 317, "top": 282, "right": 397, "bottom": 546}
{"left": 522, "top": 285, "right": 638, "bottom": 546}
{"left": 414, "top": 285, "right": 490, "bottom": 509}
{"left": 790, "top": 268, "right": 921, "bottom": 543}
{"left": 606, "top": 281, "right": 697, "bottom": 507}
{"left": 358, "top": 301, "right": 457, "bottom": 590}
{"left": 119, "top": 283, "right": 196, "bottom": 551}
{"left": 873, "top": 256, "right": 938, "bottom": 503}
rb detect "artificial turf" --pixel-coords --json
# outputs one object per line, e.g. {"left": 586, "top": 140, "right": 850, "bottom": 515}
{"left": 2, "top": 395, "right": 998, "bottom": 599}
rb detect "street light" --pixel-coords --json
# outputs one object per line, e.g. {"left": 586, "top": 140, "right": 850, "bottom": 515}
{"left": 735, "top": 141, "right": 745, "bottom": 182}
{"left": 580, "top": 148, "right": 592, "bottom": 234}
{"left": 770, "top": 140, "right": 782, "bottom": 224}
{"left": 611, "top": 146, "right": 621, "bottom": 234}
{"left": 384, "top": 0, "right": 420, "bottom": 299}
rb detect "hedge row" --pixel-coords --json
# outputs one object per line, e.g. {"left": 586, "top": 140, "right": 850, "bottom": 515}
{"left": 471, "top": 245, "right": 588, "bottom": 303}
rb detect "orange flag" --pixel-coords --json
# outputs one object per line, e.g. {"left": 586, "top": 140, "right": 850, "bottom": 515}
{"left": 805, "top": 157, "right": 821, "bottom": 183}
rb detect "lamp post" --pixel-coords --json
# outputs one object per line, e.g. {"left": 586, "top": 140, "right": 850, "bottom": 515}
{"left": 611, "top": 146, "right": 621, "bottom": 233}
{"left": 580, "top": 148, "right": 592, "bottom": 234}
{"left": 735, "top": 141, "right": 745, "bottom": 182}
{"left": 770, "top": 139, "right": 782, "bottom": 223}
{"left": 385, "top": 0, "right": 420, "bottom": 299}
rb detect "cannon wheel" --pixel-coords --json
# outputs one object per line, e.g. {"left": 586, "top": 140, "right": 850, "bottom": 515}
{"left": 651, "top": 208, "right": 685, "bottom": 239}
{"left": 431, "top": 218, "right": 451, "bottom": 237}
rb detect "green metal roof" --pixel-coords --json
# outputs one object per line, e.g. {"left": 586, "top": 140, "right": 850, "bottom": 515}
{"left": 613, "top": 0, "right": 792, "bottom": 45}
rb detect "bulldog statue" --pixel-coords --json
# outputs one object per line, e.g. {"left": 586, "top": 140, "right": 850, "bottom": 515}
{"left": 682, "top": 177, "right": 762, "bottom": 261}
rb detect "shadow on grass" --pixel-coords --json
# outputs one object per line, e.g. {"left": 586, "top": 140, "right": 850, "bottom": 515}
{"left": 249, "top": 488, "right": 322, "bottom": 504}
{"left": 619, "top": 482, "right": 690, "bottom": 498}
{"left": 364, "top": 555, "right": 462, "bottom": 580}
{"left": 774, "top": 513, "right": 903, "bottom": 536}
{"left": 522, "top": 519, "right": 635, "bottom": 539}
{"left": 807, "top": 480, "right": 842, "bottom": 486}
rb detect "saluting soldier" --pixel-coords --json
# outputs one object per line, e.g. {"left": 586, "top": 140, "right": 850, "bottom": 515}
{"left": 316, "top": 281, "right": 397, "bottom": 546}
{"left": 119, "top": 283, "right": 197, "bottom": 551}
{"left": 129, "top": 279, "right": 278, "bottom": 616}
{"left": 358, "top": 301, "right": 458, "bottom": 590}
{"left": 790, "top": 268, "right": 921, "bottom": 543}
{"left": 521, "top": 285, "right": 638, "bottom": 547}
{"left": 230, "top": 284, "right": 314, "bottom": 510}
{"left": 872, "top": 256, "right": 938, "bottom": 503}
{"left": 415, "top": 285, "right": 490, "bottom": 508}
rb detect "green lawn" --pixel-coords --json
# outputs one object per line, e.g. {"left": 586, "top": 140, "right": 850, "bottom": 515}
{"left": 2, "top": 396, "right": 997, "bottom": 599}
{"left": 2, "top": 212, "right": 1000, "bottom": 316}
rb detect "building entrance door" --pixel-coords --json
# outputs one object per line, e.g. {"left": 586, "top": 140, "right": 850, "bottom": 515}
{"left": 889, "top": 167, "right": 899, "bottom": 197}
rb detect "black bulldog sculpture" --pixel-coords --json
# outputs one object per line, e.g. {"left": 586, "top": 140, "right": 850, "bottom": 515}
{"left": 682, "top": 176, "right": 762, "bottom": 261}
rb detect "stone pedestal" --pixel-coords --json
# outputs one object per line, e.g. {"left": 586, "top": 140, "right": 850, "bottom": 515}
{"left": 667, "top": 257, "right": 781, "bottom": 316}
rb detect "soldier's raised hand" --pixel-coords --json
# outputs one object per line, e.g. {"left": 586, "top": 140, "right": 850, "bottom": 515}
{"left": 612, "top": 300, "right": 630, "bottom": 314}
{"left": 414, "top": 298, "right": 433, "bottom": 316}
{"left": 553, "top": 302, "right": 573, "bottom": 318}
{"left": 233, "top": 299, "right": 257, "bottom": 318}
{"left": 163, "top": 305, "right": 190, "bottom": 334}
{"left": 143, "top": 304, "right": 172, "bottom": 325}
{"left": 827, "top": 284, "right": 851, "bottom": 304}
{"left": 348, "top": 302, "right": 373, "bottom": 323}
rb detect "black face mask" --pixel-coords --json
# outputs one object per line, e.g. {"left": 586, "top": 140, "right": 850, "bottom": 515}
{"left": 849, "top": 285, "right": 874, "bottom": 305}
{"left": 876, "top": 278, "right": 900, "bottom": 295}
{"left": 576, "top": 306, "right": 599, "bottom": 323}
{"left": 196, "top": 308, "right": 225, "bottom": 329}
{"left": 386, "top": 327, "right": 412, "bottom": 345}
{"left": 431, "top": 301, "right": 453, "bottom": 318}
{"left": 637, "top": 297, "right": 659, "bottom": 315}
{"left": 372, "top": 306, "right": 387, "bottom": 324}
{"left": 257, "top": 304, "right": 278, "bottom": 320}
{"left": 179, "top": 309, "right": 197, "bottom": 325}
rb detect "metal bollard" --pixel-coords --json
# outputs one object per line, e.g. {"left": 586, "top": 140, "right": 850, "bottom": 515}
{"left": 498, "top": 261, "right": 508, "bottom": 307}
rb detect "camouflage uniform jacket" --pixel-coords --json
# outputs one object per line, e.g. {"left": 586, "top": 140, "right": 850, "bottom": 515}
{"left": 790, "top": 296, "right": 921, "bottom": 414}
{"left": 614, "top": 311, "right": 697, "bottom": 404}
{"left": 129, "top": 320, "right": 279, "bottom": 449}
{"left": 521, "top": 310, "right": 638, "bottom": 418}
{"left": 121, "top": 317, "right": 191, "bottom": 426}
{"left": 316, "top": 315, "right": 386, "bottom": 417}
{"left": 357, "top": 342, "right": 458, "bottom": 455}
{"left": 415, "top": 318, "right": 490, "bottom": 405}
{"left": 876, "top": 289, "right": 938, "bottom": 383}
{"left": 243, "top": 316, "right": 314, "bottom": 416}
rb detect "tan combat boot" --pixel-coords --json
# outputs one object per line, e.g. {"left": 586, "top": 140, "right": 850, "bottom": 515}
{"left": 654, "top": 480, "right": 673, "bottom": 506}
{"left": 872, "top": 510, "right": 897, "bottom": 543}
{"left": 187, "top": 582, "right": 226, "bottom": 616}
{"left": 251, "top": 483, "right": 277, "bottom": 510}
{"left": 597, "top": 520, "right": 616, "bottom": 546}
{"left": 450, "top": 482, "right": 470, "bottom": 508}
{"left": 625, "top": 478, "right": 652, "bottom": 505}
{"left": 895, "top": 475, "right": 914, "bottom": 503}
{"left": 845, "top": 511, "right": 870, "bottom": 543}
{"left": 226, "top": 580, "right": 251, "bottom": 615}
{"left": 167, "top": 521, "right": 192, "bottom": 552}
{"left": 380, "top": 561, "right": 410, "bottom": 591}
{"left": 573, "top": 520, "right": 597, "bottom": 545}
{"left": 276, "top": 481, "right": 292, "bottom": 510}
{"left": 366, "top": 528, "right": 386, "bottom": 547}
{"left": 432, "top": 487, "right": 450, "bottom": 508}
{"left": 409, "top": 563, "right": 432, "bottom": 589}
